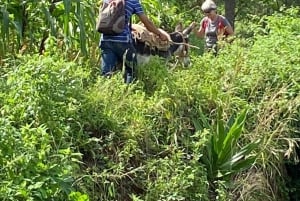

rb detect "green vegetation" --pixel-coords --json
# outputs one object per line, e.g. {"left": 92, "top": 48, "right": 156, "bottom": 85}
{"left": 1, "top": 0, "right": 300, "bottom": 200}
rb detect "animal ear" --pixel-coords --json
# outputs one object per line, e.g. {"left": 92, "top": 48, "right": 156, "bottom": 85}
{"left": 175, "top": 22, "right": 183, "bottom": 32}
{"left": 182, "top": 22, "right": 194, "bottom": 36}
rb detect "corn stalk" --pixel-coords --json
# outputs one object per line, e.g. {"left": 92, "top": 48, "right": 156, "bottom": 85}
{"left": 0, "top": 0, "right": 98, "bottom": 58}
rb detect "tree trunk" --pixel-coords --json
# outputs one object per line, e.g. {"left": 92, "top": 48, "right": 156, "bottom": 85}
{"left": 224, "top": 0, "right": 236, "bottom": 30}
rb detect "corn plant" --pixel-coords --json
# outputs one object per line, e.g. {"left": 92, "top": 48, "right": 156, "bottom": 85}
{"left": 0, "top": 0, "right": 98, "bottom": 58}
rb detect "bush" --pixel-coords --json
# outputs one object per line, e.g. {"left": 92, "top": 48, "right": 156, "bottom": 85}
{"left": 0, "top": 54, "right": 90, "bottom": 200}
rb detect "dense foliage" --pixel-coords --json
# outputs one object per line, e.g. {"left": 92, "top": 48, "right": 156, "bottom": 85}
{"left": 1, "top": 0, "right": 300, "bottom": 200}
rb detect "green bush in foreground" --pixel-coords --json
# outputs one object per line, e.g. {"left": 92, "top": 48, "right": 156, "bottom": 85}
{"left": 0, "top": 55, "right": 90, "bottom": 200}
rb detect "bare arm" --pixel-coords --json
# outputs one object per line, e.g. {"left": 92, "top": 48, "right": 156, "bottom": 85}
{"left": 137, "top": 13, "right": 168, "bottom": 40}
{"left": 195, "top": 26, "right": 205, "bottom": 38}
{"left": 191, "top": 21, "right": 205, "bottom": 38}
{"left": 225, "top": 25, "right": 234, "bottom": 36}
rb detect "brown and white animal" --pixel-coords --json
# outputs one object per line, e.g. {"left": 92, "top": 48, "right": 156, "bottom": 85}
{"left": 131, "top": 22, "right": 194, "bottom": 67}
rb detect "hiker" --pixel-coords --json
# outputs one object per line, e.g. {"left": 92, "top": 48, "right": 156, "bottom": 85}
{"left": 192, "top": 0, "right": 234, "bottom": 55}
{"left": 99, "top": 0, "right": 169, "bottom": 83}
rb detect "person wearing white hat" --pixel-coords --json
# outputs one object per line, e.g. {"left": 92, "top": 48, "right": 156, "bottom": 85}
{"left": 192, "top": 0, "right": 234, "bottom": 55}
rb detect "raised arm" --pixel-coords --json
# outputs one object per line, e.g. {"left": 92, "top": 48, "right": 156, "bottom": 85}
{"left": 191, "top": 21, "right": 205, "bottom": 38}
{"left": 137, "top": 13, "right": 169, "bottom": 41}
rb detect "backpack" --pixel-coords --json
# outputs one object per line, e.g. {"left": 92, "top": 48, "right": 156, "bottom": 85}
{"left": 96, "top": 0, "right": 126, "bottom": 35}
{"left": 202, "top": 16, "right": 228, "bottom": 38}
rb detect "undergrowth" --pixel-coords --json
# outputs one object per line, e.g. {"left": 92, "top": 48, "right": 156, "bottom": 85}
{"left": 0, "top": 7, "right": 300, "bottom": 201}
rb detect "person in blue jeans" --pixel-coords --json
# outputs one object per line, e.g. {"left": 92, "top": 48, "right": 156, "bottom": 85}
{"left": 100, "top": 0, "right": 169, "bottom": 83}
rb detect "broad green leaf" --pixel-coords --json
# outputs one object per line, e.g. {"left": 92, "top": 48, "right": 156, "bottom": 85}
{"left": 218, "top": 110, "right": 248, "bottom": 163}
{"left": 215, "top": 107, "right": 225, "bottom": 155}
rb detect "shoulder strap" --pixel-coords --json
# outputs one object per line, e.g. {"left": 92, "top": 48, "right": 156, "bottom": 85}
{"left": 129, "top": 17, "right": 132, "bottom": 31}
{"left": 202, "top": 17, "right": 209, "bottom": 29}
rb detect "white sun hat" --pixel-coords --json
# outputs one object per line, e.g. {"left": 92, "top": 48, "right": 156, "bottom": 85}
{"left": 201, "top": 0, "right": 217, "bottom": 11}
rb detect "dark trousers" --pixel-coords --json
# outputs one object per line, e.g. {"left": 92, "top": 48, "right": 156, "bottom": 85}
{"left": 100, "top": 41, "right": 137, "bottom": 82}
